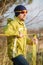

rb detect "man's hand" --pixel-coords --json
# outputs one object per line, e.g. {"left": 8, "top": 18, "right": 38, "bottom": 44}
{"left": 32, "top": 35, "right": 38, "bottom": 44}
{"left": 19, "top": 33, "right": 24, "bottom": 38}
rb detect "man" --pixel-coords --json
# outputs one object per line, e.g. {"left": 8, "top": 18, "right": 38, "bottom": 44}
{"left": 3, "top": 5, "right": 34, "bottom": 65}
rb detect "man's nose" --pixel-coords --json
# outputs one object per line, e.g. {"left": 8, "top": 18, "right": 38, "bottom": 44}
{"left": 24, "top": 13, "right": 27, "bottom": 16}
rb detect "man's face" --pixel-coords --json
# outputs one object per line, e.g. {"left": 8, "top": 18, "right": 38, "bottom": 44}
{"left": 18, "top": 10, "right": 27, "bottom": 21}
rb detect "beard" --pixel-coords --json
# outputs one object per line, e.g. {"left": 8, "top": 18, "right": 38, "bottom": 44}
{"left": 21, "top": 19, "right": 24, "bottom": 21}
{"left": 21, "top": 17, "right": 26, "bottom": 21}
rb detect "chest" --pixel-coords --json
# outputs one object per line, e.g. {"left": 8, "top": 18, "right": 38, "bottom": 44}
{"left": 18, "top": 23, "right": 27, "bottom": 34}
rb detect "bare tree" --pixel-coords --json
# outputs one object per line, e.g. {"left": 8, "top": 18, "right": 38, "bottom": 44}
{"left": 0, "top": 0, "right": 16, "bottom": 15}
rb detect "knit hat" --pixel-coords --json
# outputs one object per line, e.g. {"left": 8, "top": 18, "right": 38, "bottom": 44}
{"left": 14, "top": 5, "right": 27, "bottom": 17}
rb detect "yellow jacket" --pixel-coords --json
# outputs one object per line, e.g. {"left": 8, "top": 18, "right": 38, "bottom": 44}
{"left": 3, "top": 17, "right": 32, "bottom": 59}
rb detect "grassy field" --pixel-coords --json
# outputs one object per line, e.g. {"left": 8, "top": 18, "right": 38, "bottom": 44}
{"left": 0, "top": 36, "right": 43, "bottom": 65}
{"left": 0, "top": 27, "right": 43, "bottom": 65}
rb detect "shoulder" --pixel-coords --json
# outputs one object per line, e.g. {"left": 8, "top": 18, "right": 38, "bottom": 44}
{"left": 10, "top": 19, "right": 18, "bottom": 26}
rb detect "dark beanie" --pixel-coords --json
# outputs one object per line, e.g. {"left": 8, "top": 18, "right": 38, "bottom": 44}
{"left": 14, "top": 5, "right": 27, "bottom": 17}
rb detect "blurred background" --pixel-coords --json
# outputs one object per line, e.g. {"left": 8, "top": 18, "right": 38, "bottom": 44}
{"left": 0, "top": 0, "right": 43, "bottom": 65}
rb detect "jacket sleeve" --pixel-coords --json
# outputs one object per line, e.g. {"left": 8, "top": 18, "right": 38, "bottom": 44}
{"left": 3, "top": 21, "right": 19, "bottom": 37}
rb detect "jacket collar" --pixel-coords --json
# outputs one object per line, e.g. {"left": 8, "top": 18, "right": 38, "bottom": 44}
{"left": 14, "top": 16, "right": 24, "bottom": 25}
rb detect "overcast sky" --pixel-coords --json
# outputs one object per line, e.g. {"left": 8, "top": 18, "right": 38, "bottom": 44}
{"left": 25, "top": 0, "right": 43, "bottom": 29}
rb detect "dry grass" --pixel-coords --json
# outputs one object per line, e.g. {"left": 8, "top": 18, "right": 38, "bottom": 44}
{"left": 0, "top": 36, "right": 43, "bottom": 65}
{"left": 0, "top": 27, "right": 43, "bottom": 65}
